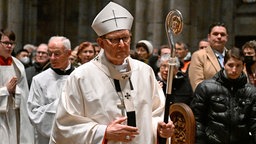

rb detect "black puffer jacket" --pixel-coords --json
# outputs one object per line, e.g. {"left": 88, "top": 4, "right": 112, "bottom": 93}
{"left": 190, "top": 70, "right": 256, "bottom": 144}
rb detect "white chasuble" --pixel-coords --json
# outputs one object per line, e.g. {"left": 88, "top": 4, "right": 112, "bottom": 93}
{"left": 50, "top": 50, "right": 166, "bottom": 144}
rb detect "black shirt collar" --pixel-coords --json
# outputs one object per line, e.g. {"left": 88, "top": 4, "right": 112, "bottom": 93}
{"left": 51, "top": 65, "right": 75, "bottom": 75}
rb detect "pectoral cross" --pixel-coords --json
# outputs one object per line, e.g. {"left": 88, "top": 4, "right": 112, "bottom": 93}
{"left": 124, "top": 93, "right": 131, "bottom": 99}
{"left": 117, "top": 101, "right": 125, "bottom": 116}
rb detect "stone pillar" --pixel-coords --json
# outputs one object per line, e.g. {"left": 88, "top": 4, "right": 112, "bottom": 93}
{"left": 0, "top": 0, "right": 8, "bottom": 28}
{"left": 23, "top": 0, "right": 37, "bottom": 45}
{"left": 152, "top": 0, "right": 165, "bottom": 48}
{"left": 190, "top": 0, "right": 211, "bottom": 52}
{"left": 78, "top": 0, "right": 87, "bottom": 45}
{"left": 134, "top": 0, "right": 148, "bottom": 47}
{"left": 221, "top": 0, "right": 235, "bottom": 48}
{"left": 8, "top": 0, "right": 23, "bottom": 52}
{"left": 59, "top": 0, "right": 65, "bottom": 34}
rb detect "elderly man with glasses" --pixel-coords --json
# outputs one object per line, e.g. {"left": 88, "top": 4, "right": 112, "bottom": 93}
{"left": 25, "top": 43, "right": 50, "bottom": 87}
{"left": 27, "top": 36, "right": 75, "bottom": 144}
{"left": 50, "top": 2, "right": 174, "bottom": 144}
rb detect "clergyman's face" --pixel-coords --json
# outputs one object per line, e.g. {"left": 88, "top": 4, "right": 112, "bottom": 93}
{"left": 48, "top": 40, "right": 70, "bottom": 70}
{"left": 97, "top": 30, "right": 131, "bottom": 65}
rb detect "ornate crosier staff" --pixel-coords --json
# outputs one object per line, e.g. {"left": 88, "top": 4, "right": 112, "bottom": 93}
{"left": 165, "top": 9, "right": 183, "bottom": 98}
{"left": 159, "top": 9, "right": 183, "bottom": 144}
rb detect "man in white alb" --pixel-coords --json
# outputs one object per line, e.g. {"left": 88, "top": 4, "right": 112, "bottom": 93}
{"left": 27, "top": 36, "right": 74, "bottom": 144}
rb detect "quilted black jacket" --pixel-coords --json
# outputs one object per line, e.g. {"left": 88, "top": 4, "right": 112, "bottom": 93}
{"left": 190, "top": 69, "right": 256, "bottom": 144}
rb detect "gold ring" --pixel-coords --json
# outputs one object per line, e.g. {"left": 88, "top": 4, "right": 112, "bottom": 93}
{"left": 125, "top": 135, "right": 130, "bottom": 140}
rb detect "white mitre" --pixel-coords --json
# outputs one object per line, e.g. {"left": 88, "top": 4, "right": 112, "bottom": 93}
{"left": 91, "top": 2, "right": 134, "bottom": 36}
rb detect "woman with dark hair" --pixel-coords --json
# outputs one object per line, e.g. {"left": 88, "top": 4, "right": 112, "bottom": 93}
{"left": 190, "top": 47, "right": 256, "bottom": 144}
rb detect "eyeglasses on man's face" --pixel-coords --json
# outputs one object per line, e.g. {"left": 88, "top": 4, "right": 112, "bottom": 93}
{"left": 103, "top": 36, "right": 131, "bottom": 45}
{"left": 160, "top": 64, "right": 169, "bottom": 70}
{"left": 37, "top": 51, "right": 48, "bottom": 55}
{"left": 0, "top": 41, "right": 16, "bottom": 48}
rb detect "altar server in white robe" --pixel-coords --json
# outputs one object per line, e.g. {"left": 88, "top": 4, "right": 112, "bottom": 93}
{"left": 50, "top": 2, "right": 174, "bottom": 144}
{"left": 0, "top": 29, "right": 34, "bottom": 144}
{"left": 27, "top": 36, "right": 74, "bottom": 144}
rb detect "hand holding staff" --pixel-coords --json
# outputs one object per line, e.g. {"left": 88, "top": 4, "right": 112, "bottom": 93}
{"left": 159, "top": 9, "right": 183, "bottom": 144}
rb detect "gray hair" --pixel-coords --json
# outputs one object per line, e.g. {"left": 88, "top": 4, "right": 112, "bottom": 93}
{"left": 23, "top": 44, "right": 36, "bottom": 51}
{"left": 48, "top": 36, "right": 71, "bottom": 50}
{"left": 159, "top": 54, "right": 180, "bottom": 68}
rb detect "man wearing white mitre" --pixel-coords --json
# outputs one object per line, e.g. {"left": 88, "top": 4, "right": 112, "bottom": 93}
{"left": 50, "top": 2, "right": 174, "bottom": 144}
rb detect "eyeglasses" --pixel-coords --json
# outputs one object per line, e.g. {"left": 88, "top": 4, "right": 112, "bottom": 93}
{"left": 0, "top": 41, "right": 16, "bottom": 47}
{"left": 37, "top": 51, "right": 48, "bottom": 55}
{"left": 103, "top": 36, "right": 131, "bottom": 45}
{"left": 160, "top": 64, "right": 169, "bottom": 70}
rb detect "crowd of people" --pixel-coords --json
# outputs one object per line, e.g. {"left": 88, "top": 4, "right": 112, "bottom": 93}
{"left": 1, "top": 1, "right": 256, "bottom": 144}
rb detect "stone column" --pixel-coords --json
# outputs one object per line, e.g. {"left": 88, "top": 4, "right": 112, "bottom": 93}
{"left": 78, "top": 0, "right": 87, "bottom": 44}
{"left": 134, "top": 0, "right": 148, "bottom": 47}
{"left": 59, "top": 0, "right": 65, "bottom": 34}
{"left": 23, "top": 0, "right": 37, "bottom": 45}
{"left": 221, "top": 0, "right": 235, "bottom": 48}
{"left": 190, "top": 0, "right": 210, "bottom": 51}
{"left": 0, "top": 0, "right": 8, "bottom": 28}
{"left": 8, "top": 0, "right": 23, "bottom": 52}
{"left": 152, "top": 0, "right": 165, "bottom": 48}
